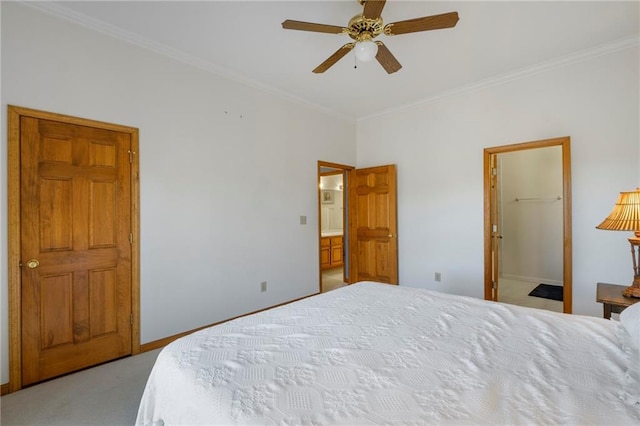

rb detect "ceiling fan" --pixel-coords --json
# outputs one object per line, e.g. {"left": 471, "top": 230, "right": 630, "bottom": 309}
{"left": 281, "top": 0, "right": 459, "bottom": 74}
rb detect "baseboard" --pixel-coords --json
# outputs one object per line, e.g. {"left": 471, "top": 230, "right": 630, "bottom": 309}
{"left": 140, "top": 292, "right": 319, "bottom": 353}
{"left": 140, "top": 326, "right": 208, "bottom": 352}
{"left": 1, "top": 382, "right": 9, "bottom": 396}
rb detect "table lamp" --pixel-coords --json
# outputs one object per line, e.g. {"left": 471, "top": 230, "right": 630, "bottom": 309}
{"left": 596, "top": 188, "right": 640, "bottom": 298}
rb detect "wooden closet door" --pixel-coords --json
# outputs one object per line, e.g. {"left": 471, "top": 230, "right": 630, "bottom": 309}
{"left": 20, "top": 117, "right": 132, "bottom": 386}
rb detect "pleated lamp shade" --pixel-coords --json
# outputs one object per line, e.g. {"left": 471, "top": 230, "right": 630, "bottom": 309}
{"left": 596, "top": 188, "right": 640, "bottom": 237}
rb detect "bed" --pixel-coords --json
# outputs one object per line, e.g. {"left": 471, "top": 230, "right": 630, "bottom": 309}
{"left": 136, "top": 281, "right": 640, "bottom": 425}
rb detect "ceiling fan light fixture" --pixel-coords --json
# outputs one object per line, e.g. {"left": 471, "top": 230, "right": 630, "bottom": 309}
{"left": 354, "top": 39, "right": 378, "bottom": 62}
{"left": 283, "top": 2, "right": 459, "bottom": 74}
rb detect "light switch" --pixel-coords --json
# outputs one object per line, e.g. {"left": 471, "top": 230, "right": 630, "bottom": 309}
{"left": 300, "top": 215, "right": 307, "bottom": 225}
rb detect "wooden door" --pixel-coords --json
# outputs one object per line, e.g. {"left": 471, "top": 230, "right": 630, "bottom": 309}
{"left": 19, "top": 116, "right": 133, "bottom": 386}
{"left": 489, "top": 154, "right": 500, "bottom": 301}
{"left": 349, "top": 165, "right": 398, "bottom": 284}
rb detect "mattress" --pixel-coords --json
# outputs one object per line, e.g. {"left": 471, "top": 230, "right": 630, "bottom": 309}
{"left": 136, "top": 282, "right": 639, "bottom": 425}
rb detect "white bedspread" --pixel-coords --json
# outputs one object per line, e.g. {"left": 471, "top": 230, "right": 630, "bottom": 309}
{"left": 136, "top": 282, "right": 639, "bottom": 425}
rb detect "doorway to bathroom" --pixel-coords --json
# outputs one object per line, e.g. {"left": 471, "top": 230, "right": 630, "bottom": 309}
{"left": 318, "top": 161, "right": 351, "bottom": 292}
{"left": 317, "top": 161, "right": 399, "bottom": 293}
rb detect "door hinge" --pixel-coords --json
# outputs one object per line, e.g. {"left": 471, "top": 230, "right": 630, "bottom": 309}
{"left": 491, "top": 167, "right": 497, "bottom": 176}
{"left": 130, "top": 313, "right": 134, "bottom": 325}
{"left": 128, "top": 150, "right": 135, "bottom": 164}
{"left": 129, "top": 233, "right": 133, "bottom": 244}
{"left": 492, "top": 281, "right": 497, "bottom": 289}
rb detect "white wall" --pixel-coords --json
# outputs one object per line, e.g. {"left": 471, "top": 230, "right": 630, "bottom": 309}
{"left": 357, "top": 44, "right": 639, "bottom": 317}
{"left": 0, "top": 3, "right": 356, "bottom": 384}
{"left": 499, "top": 147, "right": 563, "bottom": 284}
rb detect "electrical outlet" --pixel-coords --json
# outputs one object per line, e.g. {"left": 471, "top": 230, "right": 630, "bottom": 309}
{"left": 435, "top": 272, "right": 442, "bottom": 282}
{"left": 261, "top": 281, "right": 267, "bottom": 292}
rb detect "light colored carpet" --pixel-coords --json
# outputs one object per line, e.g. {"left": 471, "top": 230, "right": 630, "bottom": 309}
{"left": 0, "top": 348, "right": 161, "bottom": 426}
{"left": 322, "top": 266, "right": 347, "bottom": 292}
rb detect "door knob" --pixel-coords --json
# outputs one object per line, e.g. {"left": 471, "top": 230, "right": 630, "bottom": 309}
{"left": 26, "top": 259, "right": 39, "bottom": 269}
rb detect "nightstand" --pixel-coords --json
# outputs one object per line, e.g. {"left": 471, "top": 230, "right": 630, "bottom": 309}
{"left": 596, "top": 282, "right": 640, "bottom": 319}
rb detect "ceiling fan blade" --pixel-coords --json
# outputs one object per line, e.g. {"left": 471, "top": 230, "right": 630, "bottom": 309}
{"left": 282, "top": 20, "right": 347, "bottom": 34}
{"left": 375, "top": 42, "right": 402, "bottom": 74}
{"left": 363, "top": 0, "right": 387, "bottom": 20}
{"left": 385, "top": 11, "right": 459, "bottom": 35}
{"left": 313, "top": 43, "right": 355, "bottom": 73}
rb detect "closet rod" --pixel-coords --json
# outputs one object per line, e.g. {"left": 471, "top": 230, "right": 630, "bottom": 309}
{"left": 514, "top": 196, "right": 562, "bottom": 202}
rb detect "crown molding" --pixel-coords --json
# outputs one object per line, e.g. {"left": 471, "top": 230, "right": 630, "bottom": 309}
{"left": 19, "top": 2, "right": 638, "bottom": 123}
{"left": 360, "top": 33, "right": 640, "bottom": 121}
{"left": 22, "top": 1, "right": 353, "bottom": 123}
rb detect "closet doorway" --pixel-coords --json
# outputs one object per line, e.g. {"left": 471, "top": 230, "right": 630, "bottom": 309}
{"left": 483, "top": 137, "right": 572, "bottom": 313}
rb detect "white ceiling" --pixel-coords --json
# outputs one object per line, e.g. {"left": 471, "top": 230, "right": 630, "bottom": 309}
{"left": 33, "top": 1, "right": 639, "bottom": 120}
